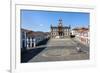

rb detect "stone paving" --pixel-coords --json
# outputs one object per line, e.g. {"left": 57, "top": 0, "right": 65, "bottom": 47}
{"left": 28, "top": 38, "right": 89, "bottom": 62}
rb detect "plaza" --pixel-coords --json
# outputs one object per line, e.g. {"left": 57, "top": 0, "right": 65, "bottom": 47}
{"left": 21, "top": 38, "right": 89, "bottom": 63}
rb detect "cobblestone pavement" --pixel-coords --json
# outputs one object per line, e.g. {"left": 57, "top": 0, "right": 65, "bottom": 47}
{"left": 29, "top": 38, "right": 89, "bottom": 62}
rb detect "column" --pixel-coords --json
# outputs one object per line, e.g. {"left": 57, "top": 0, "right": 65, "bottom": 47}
{"left": 24, "top": 32, "right": 27, "bottom": 48}
{"left": 32, "top": 38, "right": 33, "bottom": 47}
{"left": 30, "top": 38, "right": 32, "bottom": 48}
{"left": 33, "top": 38, "right": 36, "bottom": 47}
{"left": 67, "top": 29, "right": 68, "bottom": 36}
{"left": 27, "top": 38, "right": 29, "bottom": 48}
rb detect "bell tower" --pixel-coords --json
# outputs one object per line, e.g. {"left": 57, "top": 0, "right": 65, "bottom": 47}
{"left": 58, "top": 18, "right": 63, "bottom": 37}
{"left": 58, "top": 18, "right": 63, "bottom": 27}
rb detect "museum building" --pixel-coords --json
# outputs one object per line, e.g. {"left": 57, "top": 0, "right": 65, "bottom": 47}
{"left": 50, "top": 19, "right": 71, "bottom": 38}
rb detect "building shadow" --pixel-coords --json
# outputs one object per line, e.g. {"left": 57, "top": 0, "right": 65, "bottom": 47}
{"left": 21, "top": 47, "right": 46, "bottom": 63}
{"left": 21, "top": 38, "right": 50, "bottom": 63}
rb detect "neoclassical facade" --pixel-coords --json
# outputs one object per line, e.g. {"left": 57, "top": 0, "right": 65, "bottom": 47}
{"left": 50, "top": 19, "right": 71, "bottom": 38}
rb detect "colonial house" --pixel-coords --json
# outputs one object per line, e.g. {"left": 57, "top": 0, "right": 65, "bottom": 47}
{"left": 72, "top": 27, "right": 89, "bottom": 45}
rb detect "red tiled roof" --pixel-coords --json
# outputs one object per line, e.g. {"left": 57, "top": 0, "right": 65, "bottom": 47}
{"left": 73, "top": 27, "right": 89, "bottom": 32}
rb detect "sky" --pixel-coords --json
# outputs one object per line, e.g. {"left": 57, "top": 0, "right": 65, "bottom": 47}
{"left": 21, "top": 10, "right": 89, "bottom": 32}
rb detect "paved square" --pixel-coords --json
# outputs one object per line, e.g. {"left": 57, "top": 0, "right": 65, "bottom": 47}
{"left": 28, "top": 38, "right": 89, "bottom": 62}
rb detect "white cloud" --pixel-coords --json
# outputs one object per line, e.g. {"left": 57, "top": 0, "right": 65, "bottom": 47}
{"left": 38, "top": 24, "right": 44, "bottom": 27}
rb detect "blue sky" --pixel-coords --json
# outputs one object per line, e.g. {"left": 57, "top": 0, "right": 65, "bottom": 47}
{"left": 21, "top": 10, "right": 89, "bottom": 32}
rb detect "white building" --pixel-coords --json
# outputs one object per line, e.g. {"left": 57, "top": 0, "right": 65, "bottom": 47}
{"left": 50, "top": 19, "right": 71, "bottom": 38}
{"left": 21, "top": 28, "right": 49, "bottom": 52}
{"left": 73, "top": 27, "right": 89, "bottom": 45}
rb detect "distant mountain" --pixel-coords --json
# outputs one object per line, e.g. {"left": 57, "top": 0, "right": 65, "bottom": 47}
{"left": 21, "top": 28, "right": 50, "bottom": 37}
